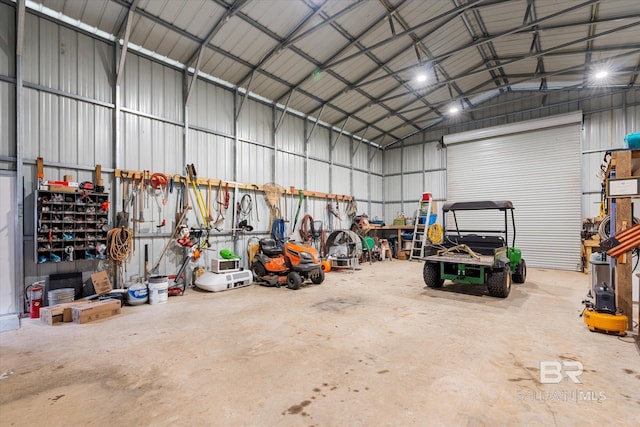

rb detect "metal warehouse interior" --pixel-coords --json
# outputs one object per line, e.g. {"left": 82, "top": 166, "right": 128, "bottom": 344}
{"left": 1, "top": 0, "right": 640, "bottom": 425}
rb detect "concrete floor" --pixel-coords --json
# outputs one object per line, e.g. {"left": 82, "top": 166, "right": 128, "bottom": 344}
{"left": 1, "top": 262, "right": 639, "bottom": 426}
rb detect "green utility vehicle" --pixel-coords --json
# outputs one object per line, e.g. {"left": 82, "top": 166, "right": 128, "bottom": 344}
{"left": 421, "top": 200, "right": 526, "bottom": 298}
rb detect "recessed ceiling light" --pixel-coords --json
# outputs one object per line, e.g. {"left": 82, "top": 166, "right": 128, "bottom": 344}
{"left": 595, "top": 70, "right": 608, "bottom": 79}
{"left": 416, "top": 74, "right": 427, "bottom": 83}
{"left": 448, "top": 106, "right": 459, "bottom": 114}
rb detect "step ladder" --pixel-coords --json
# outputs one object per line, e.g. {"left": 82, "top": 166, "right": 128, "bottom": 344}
{"left": 409, "top": 193, "right": 434, "bottom": 261}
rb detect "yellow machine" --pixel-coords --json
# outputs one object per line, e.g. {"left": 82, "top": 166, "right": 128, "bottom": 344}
{"left": 582, "top": 309, "right": 628, "bottom": 336}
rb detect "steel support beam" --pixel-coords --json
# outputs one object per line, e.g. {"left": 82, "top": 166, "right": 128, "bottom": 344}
{"left": 305, "top": 104, "right": 326, "bottom": 145}
{"left": 274, "top": 90, "right": 294, "bottom": 134}
{"left": 14, "top": 0, "right": 25, "bottom": 321}
{"left": 324, "top": 0, "right": 507, "bottom": 69}
{"left": 236, "top": 7, "right": 411, "bottom": 139}
{"left": 629, "top": 58, "right": 640, "bottom": 86}
{"left": 186, "top": 0, "right": 252, "bottom": 108}
{"left": 282, "top": 0, "right": 367, "bottom": 49}
{"left": 582, "top": 3, "right": 599, "bottom": 87}
{"left": 110, "top": 0, "right": 392, "bottom": 144}
{"left": 352, "top": 0, "right": 603, "bottom": 88}
{"left": 115, "top": 0, "right": 138, "bottom": 87}
{"left": 331, "top": 116, "right": 350, "bottom": 149}
{"left": 351, "top": 21, "right": 640, "bottom": 138}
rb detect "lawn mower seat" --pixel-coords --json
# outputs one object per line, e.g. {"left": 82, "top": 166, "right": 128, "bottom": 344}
{"left": 259, "top": 238, "right": 284, "bottom": 257}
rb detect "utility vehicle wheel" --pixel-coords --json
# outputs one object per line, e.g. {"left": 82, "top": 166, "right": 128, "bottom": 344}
{"left": 251, "top": 262, "right": 266, "bottom": 280}
{"left": 513, "top": 259, "right": 526, "bottom": 284}
{"left": 310, "top": 268, "right": 325, "bottom": 284}
{"left": 287, "top": 272, "right": 302, "bottom": 290}
{"left": 487, "top": 267, "right": 511, "bottom": 298}
{"left": 423, "top": 262, "right": 444, "bottom": 288}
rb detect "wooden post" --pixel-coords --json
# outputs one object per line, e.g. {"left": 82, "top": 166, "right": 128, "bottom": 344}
{"left": 613, "top": 151, "right": 633, "bottom": 331}
{"left": 36, "top": 157, "right": 44, "bottom": 179}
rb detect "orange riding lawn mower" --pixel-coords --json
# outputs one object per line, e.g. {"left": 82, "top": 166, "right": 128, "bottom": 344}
{"left": 251, "top": 238, "right": 325, "bottom": 290}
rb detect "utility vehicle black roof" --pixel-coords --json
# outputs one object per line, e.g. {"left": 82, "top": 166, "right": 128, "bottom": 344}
{"left": 442, "top": 201, "right": 514, "bottom": 212}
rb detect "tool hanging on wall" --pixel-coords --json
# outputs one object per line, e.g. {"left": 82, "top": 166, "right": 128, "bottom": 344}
{"left": 327, "top": 197, "right": 341, "bottom": 232}
{"left": 252, "top": 184, "right": 260, "bottom": 224}
{"left": 292, "top": 190, "right": 305, "bottom": 234}
{"left": 186, "top": 164, "right": 210, "bottom": 227}
{"left": 207, "top": 180, "right": 214, "bottom": 223}
{"left": 345, "top": 199, "right": 357, "bottom": 220}
{"left": 116, "top": 176, "right": 129, "bottom": 227}
{"left": 234, "top": 193, "right": 254, "bottom": 240}
{"left": 138, "top": 174, "right": 145, "bottom": 230}
{"left": 150, "top": 207, "right": 192, "bottom": 275}
{"left": 262, "top": 182, "right": 284, "bottom": 227}
{"left": 149, "top": 173, "right": 168, "bottom": 230}
{"left": 130, "top": 174, "right": 138, "bottom": 255}
{"left": 213, "top": 180, "right": 230, "bottom": 231}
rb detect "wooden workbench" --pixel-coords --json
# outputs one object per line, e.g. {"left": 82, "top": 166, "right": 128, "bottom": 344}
{"left": 365, "top": 224, "right": 425, "bottom": 255}
{"left": 581, "top": 239, "right": 602, "bottom": 274}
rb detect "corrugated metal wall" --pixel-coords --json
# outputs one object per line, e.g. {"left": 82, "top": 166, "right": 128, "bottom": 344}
{"left": 7, "top": 5, "right": 637, "bottom": 297}
{"left": 383, "top": 138, "right": 447, "bottom": 223}
{"left": 2, "top": 10, "right": 383, "bottom": 296}
{"left": 0, "top": 3, "right": 15, "bottom": 159}
{"left": 447, "top": 124, "right": 583, "bottom": 271}
{"left": 582, "top": 102, "right": 640, "bottom": 218}
{"left": 0, "top": 82, "right": 15, "bottom": 157}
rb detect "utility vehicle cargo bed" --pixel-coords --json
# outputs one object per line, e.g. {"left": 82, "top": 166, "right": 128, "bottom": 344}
{"left": 420, "top": 253, "right": 496, "bottom": 266}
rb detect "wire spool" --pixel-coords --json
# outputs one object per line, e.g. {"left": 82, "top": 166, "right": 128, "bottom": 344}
{"left": 299, "top": 214, "right": 315, "bottom": 242}
{"left": 598, "top": 215, "right": 640, "bottom": 241}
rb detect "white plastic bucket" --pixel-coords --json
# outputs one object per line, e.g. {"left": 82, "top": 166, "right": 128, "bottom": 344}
{"left": 126, "top": 282, "right": 148, "bottom": 306}
{"left": 148, "top": 276, "right": 168, "bottom": 305}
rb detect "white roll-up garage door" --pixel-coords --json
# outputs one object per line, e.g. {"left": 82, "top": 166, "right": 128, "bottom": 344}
{"left": 444, "top": 113, "right": 582, "bottom": 270}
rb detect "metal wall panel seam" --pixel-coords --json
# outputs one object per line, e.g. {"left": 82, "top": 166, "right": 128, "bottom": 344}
{"left": 192, "top": 124, "right": 235, "bottom": 140}
{"left": 22, "top": 81, "right": 114, "bottom": 108}
{"left": 0, "top": 75, "right": 16, "bottom": 84}
{"left": 385, "top": 167, "right": 447, "bottom": 177}
{"left": 120, "top": 106, "right": 182, "bottom": 127}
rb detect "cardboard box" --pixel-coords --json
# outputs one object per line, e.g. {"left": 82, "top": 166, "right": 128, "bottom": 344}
{"left": 48, "top": 184, "right": 77, "bottom": 193}
{"left": 91, "top": 271, "right": 113, "bottom": 295}
{"left": 71, "top": 299, "right": 121, "bottom": 324}
{"left": 39, "top": 301, "right": 90, "bottom": 326}
{"left": 63, "top": 175, "right": 73, "bottom": 182}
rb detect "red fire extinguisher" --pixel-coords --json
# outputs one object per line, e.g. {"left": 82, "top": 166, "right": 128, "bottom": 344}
{"left": 29, "top": 282, "right": 44, "bottom": 319}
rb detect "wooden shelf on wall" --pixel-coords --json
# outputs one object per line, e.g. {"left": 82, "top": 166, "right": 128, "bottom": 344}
{"left": 114, "top": 169, "right": 353, "bottom": 202}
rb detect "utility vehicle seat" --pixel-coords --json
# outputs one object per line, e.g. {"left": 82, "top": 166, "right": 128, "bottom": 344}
{"left": 259, "top": 238, "right": 284, "bottom": 256}
{"left": 444, "top": 234, "right": 505, "bottom": 255}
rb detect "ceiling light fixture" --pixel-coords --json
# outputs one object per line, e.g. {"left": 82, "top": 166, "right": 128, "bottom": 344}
{"left": 416, "top": 74, "right": 427, "bottom": 83}
{"left": 448, "top": 106, "right": 459, "bottom": 114}
{"left": 595, "top": 70, "right": 608, "bottom": 79}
